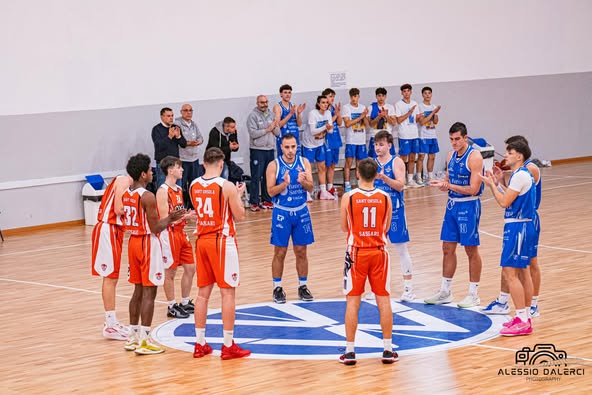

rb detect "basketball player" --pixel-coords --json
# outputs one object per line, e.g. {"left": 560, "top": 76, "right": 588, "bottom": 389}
{"left": 122, "top": 153, "right": 187, "bottom": 355}
{"left": 273, "top": 84, "right": 306, "bottom": 154}
{"left": 91, "top": 174, "right": 132, "bottom": 340}
{"left": 322, "top": 88, "right": 343, "bottom": 197}
{"left": 266, "top": 133, "right": 315, "bottom": 304}
{"left": 416, "top": 87, "right": 442, "bottom": 182}
{"left": 342, "top": 88, "right": 369, "bottom": 192}
{"left": 482, "top": 135, "right": 543, "bottom": 317}
{"left": 371, "top": 130, "right": 416, "bottom": 301}
{"left": 425, "top": 122, "right": 484, "bottom": 308}
{"left": 367, "top": 87, "right": 397, "bottom": 159}
{"left": 339, "top": 158, "right": 397, "bottom": 365}
{"left": 395, "top": 84, "right": 423, "bottom": 187}
{"left": 189, "top": 147, "right": 251, "bottom": 359}
{"left": 480, "top": 139, "right": 536, "bottom": 336}
{"left": 156, "top": 156, "right": 196, "bottom": 319}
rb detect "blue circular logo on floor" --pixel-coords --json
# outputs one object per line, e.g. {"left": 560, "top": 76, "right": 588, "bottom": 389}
{"left": 153, "top": 299, "right": 506, "bottom": 360}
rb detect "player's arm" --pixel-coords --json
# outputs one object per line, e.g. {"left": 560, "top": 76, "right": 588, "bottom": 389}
{"left": 273, "top": 104, "right": 288, "bottom": 129}
{"left": 141, "top": 192, "right": 186, "bottom": 234}
{"left": 378, "top": 157, "right": 406, "bottom": 192}
{"left": 387, "top": 106, "right": 397, "bottom": 126}
{"left": 384, "top": 195, "right": 392, "bottom": 232}
{"left": 480, "top": 170, "right": 520, "bottom": 208}
{"left": 431, "top": 152, "right": 453, "bottom": 191}
{"left": 395, "top": 106, "right": 413, "bottom": 124}
{"left": 443, "top": 151, "right": 483, "bottom": 196}
{"left": 300, "top": 158, "right": 314, "bottom": 193}
{"left": 224, "top": 181, "right": 245, "bottom": 222}
{"left": 526, "top": 163, "right": 540, "bottom": 184}
{"left": 266, "top": 160, "right": 286, "bottom": 197}
{"left": 155, "top": 187, "right": 169, "bottom": 219}
{"left": 339, "top": 191, "right": 350, "bottom": 233}
{"left": 113, "top": 176, "right": 132, "bottom": 216}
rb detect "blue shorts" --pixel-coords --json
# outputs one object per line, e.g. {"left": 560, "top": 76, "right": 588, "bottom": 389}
{"left": 368, "top": 136, "right": 396, "bottom": 158}
{"left": 398, "top": 138, "right": 420, "bottom": 156}
{"left": 440, "top": 199, "right": 481, "bottom": 246}
{"left": 325, "top": 147, "right": 340, "bottom": 166}
{"left": 387, "top": 208, "right": 410, "bottom": 243}
{"left": 419, "top": 138, "right": 439, "bottom": 154}
{"left": 532, "top": 211, "right": 540, "bottom": 258}
{"left": 345, "top": 144, "right": 368, "bottom": 160}
{"left": 270, "top": 206, "right": 315, "bottom": 247}
{"left": 302, "top": 146, "right": 326, "bottom": 164}
{"left": 500, "top": 221, "right": 536, "bottom": 268}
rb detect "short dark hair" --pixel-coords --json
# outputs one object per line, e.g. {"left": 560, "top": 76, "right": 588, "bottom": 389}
{"left": 449, "top": 122, "right": 468, "bottom": 136}
{"left": 279, "top": 84, "right": 292, "bottom": 93}
{"left": 281, "top": 133, "right": 297, "bottom": 143}
{"left": 159, "top": 156, "right": 182, "bottom": 176}
{"left": 322, "top": 88, "right": 335, "bottom": 96}
{"left": 375, "top": 87, "right": 387, "bottom": 96}
{"left": 400, "top": 83, "right": 412, "bottom": 91}
{"left": 349, "top": 88, "right": 360, "bottom": 97}
{"left": 507, "top": 140, "right": 531, "bottom": 161}
{"left": 315, "top": 95, "right": 327, "bottom": 110}
{"left": 374, "top": 130, "right": 394, "bottom": 145}
{"left": 160, "top": 107, "right": 173, "bottom": 116}
{"left": 357, "top": 158, "right": 378, "bottom": 181}
{"left": 505, "top": 135, "right": 529, "bottom": 145}
{"left": 126, "top": 153, "right": 151, "bottom": 181}
{"left": 203, "top": 147, "right": 225, "bottom": 165}
{"left": 421, "top": 86, "right": 432, "bottom": 94}
{"left": 223, "top": 116, "right": 236, "bottom": 125}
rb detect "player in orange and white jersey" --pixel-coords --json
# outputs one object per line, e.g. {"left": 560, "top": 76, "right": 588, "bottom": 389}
{"left": 122, "top": 153, "right": 187, "bottom": 355}
{"left": 90, "top": 174, "right": 132, "bottom": 340}
{"left": 188, "top": 147, "right": 251, "bottom": 360}
{"left": 338, "top": 158, "right": 398, "bottom": 365}
{"left": 156, "top": 156, "right": 197, "bottom": 319}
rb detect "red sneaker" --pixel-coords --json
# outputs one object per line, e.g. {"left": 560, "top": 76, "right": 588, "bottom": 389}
{"left": 260, "top": 201, "right": 274, "bottom": 209}
{"left": 193, "top": 342, "right": 213, "bottom": 358}
{"left": 328, "top": 187, "right": 335, "bottom": 196}
{"left": 220, "top": 341, "right": 251, "bottom": 360}
{"left": 249, "top": 204, "right": 260, "bottom": 212}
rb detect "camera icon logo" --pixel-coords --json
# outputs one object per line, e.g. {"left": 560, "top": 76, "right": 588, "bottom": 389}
{"left": 515, "top": 343, "right": 567, "bottom": 366}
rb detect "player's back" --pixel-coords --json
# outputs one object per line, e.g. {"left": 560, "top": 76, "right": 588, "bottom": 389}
{"left": 190, "top": 176, "right": 235, "bottom": 238}
{"left": 122, "top": 187, "right": 151, "bottom": 235}
{"left": 97, "top": 176, "right": 125, "bottom": 225}
{"left": 346, "top": 188, "right": 390, "bottom": 248}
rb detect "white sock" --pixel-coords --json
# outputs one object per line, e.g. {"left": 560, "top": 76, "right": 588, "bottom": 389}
{"left": 168, "top": 300, "right": 176, "bottom": 307}
{"left": 273, "top": 278, "right": 282, "bottom": 288}
{"left": 407, "top": 174, "right": 413, "bottom": 183}
{"left": 195, "top": 327, "right": 206, "bottom": 346}
{"left": 403, "top": 279, "right": 413, "bottom": 291}
{"left": 531, "top": 296, "right": 539, "bottom": 307}
{"left": 181, "top": 297, "right": 190, "bottom": 306}
{"left": 469, "top": 282, "right": 479, "bottom": 296}
{"left": 516, "top": 309, "right": 528, "bottom": 323}
{"left": 141, "top": 326, "right": 151, "bottom": 340}
{"left": 346, "top": 341, "right": 355, "bottom": 353}
{"left": 428, "top": 172, "right": 434, "bottom": 179}
{"left": 130, "top": 325, "right": 140, "bottom": 336}
{"left": 223, "top": 330, "right": 234, "bottom": 347}
{"left": 345, "top": 181, "right": 351, "bottom": 187}
{"left": 441, "top": 277, "right": 453, "bottom": 293}
{"left": 395, "top": 243, "right": 413, "bottom": 276}
{"left": 499, "top": 292, "right": 510, "bottom": 304}
{"left": 383, "top": 339, "right": 392, "bottom": 351}
{"left": 327, "top": 183, "right": 333, "bottom": 190}
{"left": 320, "top": 185, "right": 327, "bottom": 192}
{"left": 105, "top": 311, "right": 117, "bottom": 326}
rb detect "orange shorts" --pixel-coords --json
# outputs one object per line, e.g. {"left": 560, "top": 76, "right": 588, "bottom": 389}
{"left": 195, "top": 235, "right": 240, "bottom": 288}
{"left": 160, "top": 228, "right": 195, "bottom": 269}
{"left": 343, "top": 246, "right": 391, "bottom": 297}
{"left": 128, "top": 234, "right": 165, "bottom": 287}
{"left": 91, "top": 222, "right": 123, "bottom": 279}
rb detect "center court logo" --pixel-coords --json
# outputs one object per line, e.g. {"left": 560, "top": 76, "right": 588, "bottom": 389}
{"left": 153, "top": 299, "right": 505, "bottom": 360}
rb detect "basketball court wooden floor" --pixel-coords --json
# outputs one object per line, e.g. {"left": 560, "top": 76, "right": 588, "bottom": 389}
{"left": 1, "top": 162, "right": 591, "bottom": 395}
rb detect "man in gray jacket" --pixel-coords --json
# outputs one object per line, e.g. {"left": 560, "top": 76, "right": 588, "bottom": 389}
{"left": 247, "top": 95, "right": 279, "bottom": 211}
{"left": 176, "top": 104, "right": 204, "bottom": 208}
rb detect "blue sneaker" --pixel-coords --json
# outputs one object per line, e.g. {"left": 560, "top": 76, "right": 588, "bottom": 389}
{"left": 530, "top": 305, "right": 540, "bottom": 317}
{"left": 481, "top": 299, "right": 510, "bottom": 315}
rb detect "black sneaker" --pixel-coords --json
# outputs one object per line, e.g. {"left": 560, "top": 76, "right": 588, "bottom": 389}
{"left": 167, "top": 303, "right": 189, "bottom": 318}
{"left": 381, "top": 350, "right": 399, "bottom": 364}
{"left": 181, "top": 300, "right": 194, "bottom": 314}
{"left": 298, "top": 285, "right": 314, "bottom": 301}
{"left": 273, "top": 287, "right": 286, "bottom": 304}
{"left": 339, "top": 352, "right": 356, "bottom": 365}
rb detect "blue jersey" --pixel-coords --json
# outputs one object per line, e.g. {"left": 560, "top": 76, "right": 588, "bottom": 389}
{"left": 374, "top": 157, "right": 404, "bottom": 210}
{"left": 504, "top": 167, "right": 536, "bottom": 220}
{"left": 524, "top": 159, "right": 542, "bottom": 210}
{"left": 279, "top": 102, "right": 300, "bottom": 145}
{"left": 447, "top": 145, "right": 483, "bottom": 199}
{"left": 325, "top": 105, "right": 342, "bottom": 149}
{"left": 273, "top": 155, "right": 307, "bottom": 208}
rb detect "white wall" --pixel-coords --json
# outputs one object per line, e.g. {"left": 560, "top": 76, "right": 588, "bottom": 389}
{"left": 1, "top": 0, "right": 591, "bottom": 115}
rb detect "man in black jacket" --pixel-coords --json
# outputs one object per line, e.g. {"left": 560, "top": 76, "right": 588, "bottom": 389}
{"left": 152, "top": 107, "right": 187, "bottom": 187}
{"left": 206, "top": 117, "right": 240, "bottom": 180}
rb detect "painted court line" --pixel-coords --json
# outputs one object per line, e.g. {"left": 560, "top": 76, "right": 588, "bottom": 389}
{"left": 479, "top": 230, "right": 592, "bottom": 254}
{"left": 472, "top": 343, "right": 592, "bottom": 362}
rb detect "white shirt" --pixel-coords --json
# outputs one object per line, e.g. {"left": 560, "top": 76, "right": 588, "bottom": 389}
{"left": 367, "top": 102, "right": 395, "bottom": 138}
{"left": 418, "top": 102, "right": 438, "bottom": 139}
{"left": 302, "top": 109, "right": 332, "bottom": 148}
{"left": 395, "top": 99, "right": 420, "bottom": 140}
{"left": 342, "top": 103, "right": 367, "bottom": 145}
{"left": 508, "top": 169, "right": 533, "bottom": 195}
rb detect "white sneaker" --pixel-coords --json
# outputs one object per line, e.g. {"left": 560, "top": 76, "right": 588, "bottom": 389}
{"left": 424, "top": 290, "right": 453, "bottom": 305}
{"left": 364, "top": 292, "right": 376, "bottom": 300}
{"left": 103, "top": 322, "right": 129, "bottom": 341}
{"left": 414, "top": 178, "right": 425, "bottom": 187}
{"left": 457, "top": 293, "right": 481, "bottom": 308}
{"left": 124, "top": 333, "right": 140, "bottom": 351}
{"left": 134, "top": 339, "right": 165, "bottom": 355}
{"left": 306, "top": 191, "right": 313, "bottom": 202}
{"left": 319, "top": 190, "right": 334, "bottom": 200}
{"left": 400, "top": 289, "right": 416, "bottom": 302}
{"left": 407, "top": 179, "right": 421, "bottom": 188}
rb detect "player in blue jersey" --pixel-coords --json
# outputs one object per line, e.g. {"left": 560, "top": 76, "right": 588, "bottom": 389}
{"left": 482, "top": 135, "right": 543, "bottom": 318}
{"left": 322, "top": 88, "right": 343, "bottom": 198}
{"left": 481, "top": 139, "right": 537, "bottom": 336}
{"left": 273, "top": 84, "right": 306, "bottom": 155}
{"left": 425, "top": 122, "right": 484, "bottom": 308}
{"left": 266, "top": 133, "right": 315, "bottom": 304}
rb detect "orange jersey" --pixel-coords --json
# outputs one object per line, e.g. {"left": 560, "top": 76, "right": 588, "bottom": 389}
{"left": 159, "top": 183, "right": 186, "bottom": 230}
{"left": 189, "top": 177, "right": 236, "bottom": 238}
{"left": 346, "top": 188, "right": 390, "bottom": 248}
{"left": 97, "top": 176, "right": 125, "bottom": 225}
{"left": 122, "top": 187, "right": 152, "bottom": 235}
